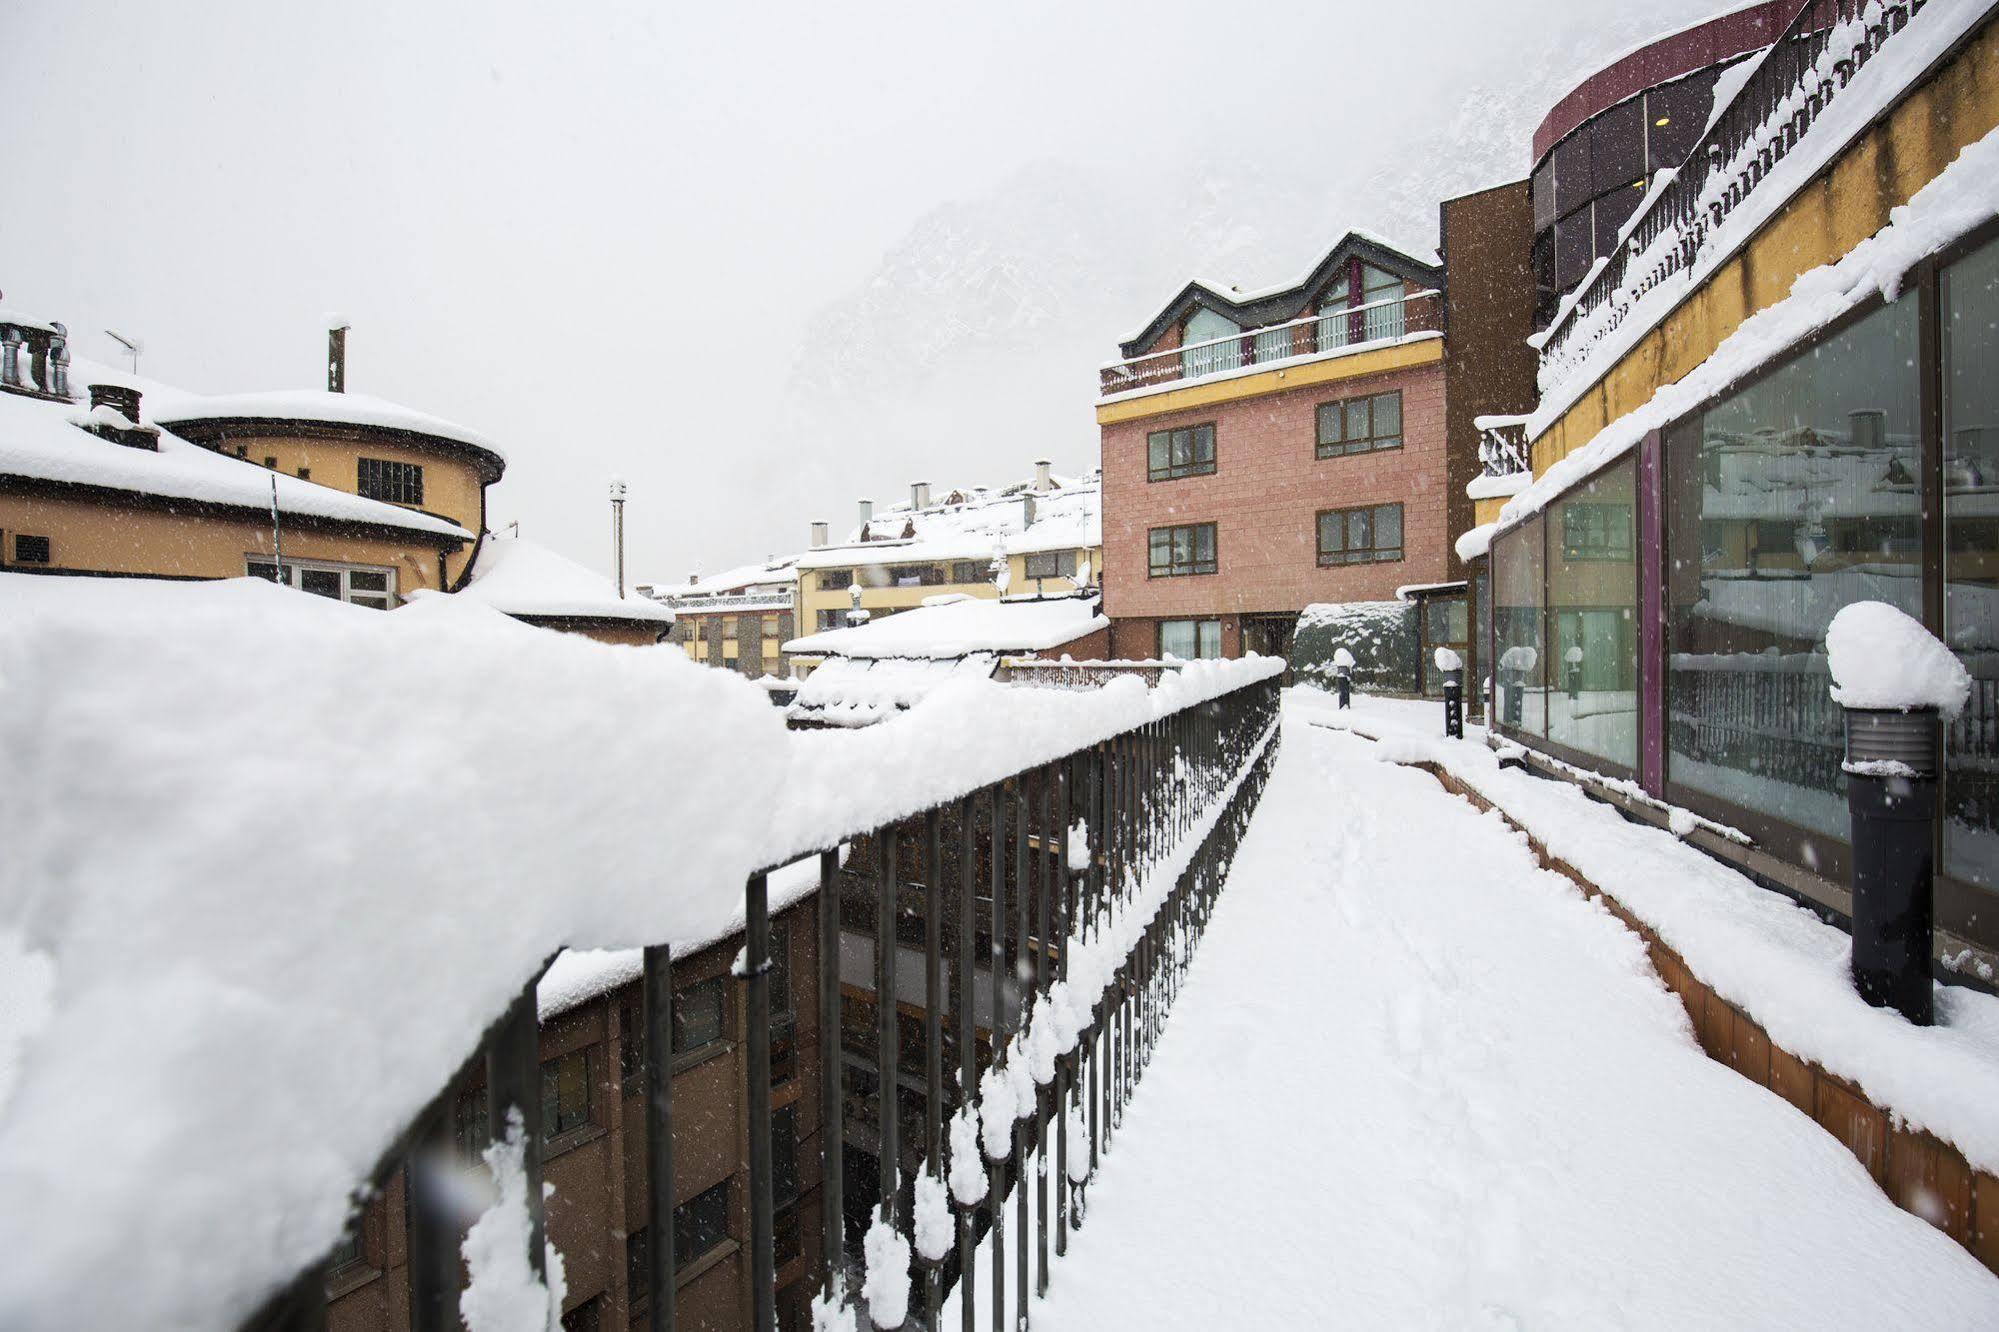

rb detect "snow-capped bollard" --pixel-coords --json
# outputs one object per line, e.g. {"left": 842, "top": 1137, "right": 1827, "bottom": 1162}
{"left": 1435, "top": 647, "right": 1463, "bottom": 739}
{"left": 1826, "top": 602, "right": 1972, "bottom": 1026}
{"left": 1841, "top": 705, "right": 1939, "bottom": 1025}
{"left": 1564, "top": 644, "right": 1584, "bottom": 702}
{"left": 1332, "top": 647, "right": 1355, "bottom": 709}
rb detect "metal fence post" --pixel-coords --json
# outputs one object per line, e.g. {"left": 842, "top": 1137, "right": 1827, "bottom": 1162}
{"left": 642, "top": 943, "right": 676, "bottom": 1332}
{"left": 486, "top": 979, "right": 545, "bottom": 1279}
{"left": 818, "top": 850, "right": 844, "bottom": 1300}
{"left": 745, "top": 872, "right": 776, "bottom": 1332}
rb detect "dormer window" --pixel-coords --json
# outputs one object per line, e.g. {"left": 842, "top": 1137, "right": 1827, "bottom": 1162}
{"left": 1181, "top": 308, "right": 1240, "bottom": 381}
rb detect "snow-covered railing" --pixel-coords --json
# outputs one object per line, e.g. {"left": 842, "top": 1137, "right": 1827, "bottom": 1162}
{"left": 0, "top": 582, "right": 1289, "bottom": 1331}
{"left": 1475, "top": 416, "right": 1530, "bottom": 478}
{"left": 1100, "top": 289, "right": 1441, "bottom": 397}
{"left": 1533, "top": 0, "right": 1926, "bottom": 400}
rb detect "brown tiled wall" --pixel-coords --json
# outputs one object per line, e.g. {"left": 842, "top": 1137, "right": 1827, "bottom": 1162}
{"left": 1415, "top": 762, "right": 1999, "bottom": 1277}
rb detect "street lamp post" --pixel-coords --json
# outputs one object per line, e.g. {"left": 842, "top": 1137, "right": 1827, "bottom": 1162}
{"left": 609, "top": 478, "right": 628, "bottom": 599}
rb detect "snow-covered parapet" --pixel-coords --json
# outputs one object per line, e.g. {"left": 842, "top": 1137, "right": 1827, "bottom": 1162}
{"left": 1825, "top": 601, "right": 1970, "bottom": 717}
{"left": 0, "top": 575, "right": 1284, "bottom": 1328}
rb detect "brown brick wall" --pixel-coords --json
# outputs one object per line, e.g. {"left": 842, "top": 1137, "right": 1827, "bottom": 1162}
{"left": 1101, "top": 362, "right": 1449, "bottom": 629}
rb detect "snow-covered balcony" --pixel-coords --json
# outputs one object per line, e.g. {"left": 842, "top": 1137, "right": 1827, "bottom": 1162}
{"left": 1098, "top": 288, "right": 1441, "bottom": 399}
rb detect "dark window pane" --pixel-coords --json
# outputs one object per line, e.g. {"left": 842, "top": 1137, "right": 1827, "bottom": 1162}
{"left": 1316, "top": 402, "right": 1343, "bottom": 446}
{"left": 1665, "top": 294, "right": 1921, "bottom": 846}
{"left": 540, "top": 1050, "right": 591, "bottom": 1140}
{"left": 1372, "top": 393, "right": 1401, "bottom": 440}
{"left": 675, "top": 1179, "right": 731, "bottom": 1264}
{"left": 247, "top": 562, "right": 279, "bottom": 583}
{"left": 1318, "top": 512, "right": 1344, "bottom": 553}
{"left": 1594, "top": 186, "right": 1643, "bottom": 256}
{"left": 13, "top": 533, "right": 50, "bottom": 564}
{"left": 1590, "top": 96, "right": 1645, "bottom": 196}
{"left": 347, "top": 569, "right": 388, "bottom": 592}
{"left": 1532, "top": 157, "right": 1555, "bottom": 232}
{"left": 1374, "top": 504, "right": 1402, "bottom": 554}
{"left": 299, "top": 568, "right": 341, "bottom": 599}
{"left": 1552, "top": 129, "right": 1591, "bottom": 216}
{"left": 454, "top": 1086, "right": 489, "bottom": 1163}
{"left": 1555, "top": 207, "right": 1593, "bottom": 292}
{"left": 1944, "top": 233, "right": 1999, "bottom": 889}
{"left": 674, "top": 978, "right": 725, "bottom": 1055}
{"left": 1646, "top": 67, "right": 1721, "bottom": 172}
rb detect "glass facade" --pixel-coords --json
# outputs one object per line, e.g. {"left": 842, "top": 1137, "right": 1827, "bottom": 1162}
{"left": 1944, "top": 233, "right": 1999, "bottom": 890}
{"left": 1546, "top": 458, "right": 1638, "bottom": 768}
{"left": 1664, "top": 293, "right": 1922, "bottom": 846}
{"left": 1491, "top": 515, "right": 1546, "bottom": 737}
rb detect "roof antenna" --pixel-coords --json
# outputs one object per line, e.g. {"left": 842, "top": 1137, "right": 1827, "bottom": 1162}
{"left": 105, "top": 329, "right": 142, "bottom": 375}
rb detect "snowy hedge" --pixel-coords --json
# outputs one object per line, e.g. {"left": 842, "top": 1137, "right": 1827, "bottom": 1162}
{"left": 1292, "top": 601, "right": 1419, "bottom": 694}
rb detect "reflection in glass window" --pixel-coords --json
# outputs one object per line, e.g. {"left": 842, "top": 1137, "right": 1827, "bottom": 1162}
{"left": 1547, "top": 460, "right": 1638, "bottom": 767}
{"left": 1590, "top": 97, "right": 1645, "bottom": 196}
{"left": 1492, "top": 516, "right": 1546, "bottom": 737}
{"left": 1665, "top": 294, "right": 1922, "bottom": 845}
{"left": 1943, "top": 233, "right": 1999, "bottom": 891}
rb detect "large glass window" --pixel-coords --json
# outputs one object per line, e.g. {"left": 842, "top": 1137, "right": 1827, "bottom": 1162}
{"left": 1492, "top": 516, "right": 1547, "bottom": 737}
{"left": 1317, "top": 504, "right": 1403, "bottom": 565}
{"left": 245, "top": 557, "right": 397, "bottom": 609}
{"left": 1181, "top": 308, "right": 1240, "bottom": 381}
{"left": 1664, "top": 293, "right": 1922, "bottom": 844}
{"left": 1546, "top": 459, "right": 1639, "bottom": 768}
{"left": 1315, "top": 391, "right": 1401, "bottom": 458}
{"left": 1943, "top": 232, "right": 1999, "bottom": 891}
{"left": 1360, "top": 265, "right": 1404, "bottom": 342}
{"left": 1159, "top": 619, "right": 1221, "bottom": 660}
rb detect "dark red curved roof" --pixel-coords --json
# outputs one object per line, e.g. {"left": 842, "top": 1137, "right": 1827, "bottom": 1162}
{"left": 1531, "top": 1, "right": 1794, "bottom": 165}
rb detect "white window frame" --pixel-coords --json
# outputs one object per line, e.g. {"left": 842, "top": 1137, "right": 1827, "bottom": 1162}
{"left": 244, "top": 555, "right": 399, "bottom": 609}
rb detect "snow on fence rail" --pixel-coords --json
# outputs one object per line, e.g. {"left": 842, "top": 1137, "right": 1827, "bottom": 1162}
{"left": 0, "top": 579, "right": 1283, "bottom": 1330}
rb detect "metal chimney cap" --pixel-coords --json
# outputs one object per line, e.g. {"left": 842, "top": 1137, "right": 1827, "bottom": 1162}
{"left": 1842, "top": 706, "right": 1940, "bottom": 777}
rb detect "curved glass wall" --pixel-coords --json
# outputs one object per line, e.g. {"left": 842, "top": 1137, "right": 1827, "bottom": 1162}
{"left": 1546, "top": 458, "right": 1638, "bottom": 768}
{"left": 1663, "top": 293, "right": 1922, "bottom": 848}
{"left": 1944, "top": 232, "right": 1999, "bottom": 892}
{"left": 1531, "top": 65, "right": 1728, "bottom": 325}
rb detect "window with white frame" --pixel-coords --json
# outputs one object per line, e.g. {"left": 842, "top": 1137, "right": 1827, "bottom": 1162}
{"left": 244, "top": 557, "right": 398, "bottom": 608}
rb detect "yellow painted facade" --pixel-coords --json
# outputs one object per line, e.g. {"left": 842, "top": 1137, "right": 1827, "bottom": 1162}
{"left": 1529, "top": 18, "right": 1999, "bottom": 476}
{"left": 0, "top": 490, "right": 460, "bottom": 592}
{"left": 172, "top": 428, "right": 491, "bottom": 586}
{"left": 1095, "top": 337, "right": 1444, "bottom": 427}
{"left": 792, "top": 542, "right": 1100, "bottom": 640}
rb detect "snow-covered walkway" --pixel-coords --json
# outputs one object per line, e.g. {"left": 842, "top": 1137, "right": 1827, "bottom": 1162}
{"left": 960, "top": 704, "right": 1997, "bottom": 1327}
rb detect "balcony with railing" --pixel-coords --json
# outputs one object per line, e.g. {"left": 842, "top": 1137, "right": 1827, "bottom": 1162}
{"left": 1532, "top": 0, "right": 1935, "bottom": 402}
{"left": 1100, "top": 289, "right": 1442, "bottom": 399}
{"left": 1475, "top": 415, "right": 1531, "bottom": 480}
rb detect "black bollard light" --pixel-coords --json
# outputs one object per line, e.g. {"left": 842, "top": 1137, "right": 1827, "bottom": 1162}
{"left": 1442, "top": 667, "right": 1463, "bottom": 740}
{"left": 1332, "top": 649, "right": 1354, "bottom": 710}
{"left": 1843, "top": 705, "right": 1938, "bottom": 1025}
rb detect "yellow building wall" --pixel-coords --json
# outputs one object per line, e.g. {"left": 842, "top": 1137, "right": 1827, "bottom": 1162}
{"left": 1530, "top": 18, "right": 1999, "bottom": 476}
{"left": 1096, "top": 338, "right": 1443, "bottom": 428}
{"left": 795, "top": 544, "right": 1103, "bottom": 632}
{"left": 183, "top": 430, "right": 489, "bottom": 585}
{"left": 0, "top": 491, "right": 457, "bottom": 593}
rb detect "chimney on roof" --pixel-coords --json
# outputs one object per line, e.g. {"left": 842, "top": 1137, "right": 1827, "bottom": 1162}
{"left": 83, "top": 383, "right": 158, "bottom": 451}
{"left": 1022, "top": 493, "right": 1038, "bottom": 528}
{"left": 1034, "top": 459, "right": 1053, "bottom": 492}
{"left": 858, "top": 497, "right": 873, "bottom": 527}
{"left": 688, "top": 571, "right": 699, "bottom": 586}
{"left": 810, "top": 520, "right": 829, "bottom": 548}
{"left": 326, "top": 313, "right": 350, "bottom": 394}
{"left": 911, "top": 480, "right": 931, "bottom": 510}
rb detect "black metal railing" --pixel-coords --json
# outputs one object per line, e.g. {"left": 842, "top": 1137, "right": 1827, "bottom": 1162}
{"left": 1535, "top": 0, "right": 1925, "bottom": 394}
{"left": 248, "top": 671, "right": 1282, "bottom": 1332}
{"left": 1477, "top": 419, "right": 1530, "bottom": 478}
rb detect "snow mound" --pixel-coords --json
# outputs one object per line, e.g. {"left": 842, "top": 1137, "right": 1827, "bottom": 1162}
{"left": 1825, "top": 601, "right": 1970, "bottom": 717}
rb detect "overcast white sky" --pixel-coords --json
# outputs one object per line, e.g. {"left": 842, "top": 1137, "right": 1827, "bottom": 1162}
{"left": 2, "top": 1, "right": 1719, "bottom": 583}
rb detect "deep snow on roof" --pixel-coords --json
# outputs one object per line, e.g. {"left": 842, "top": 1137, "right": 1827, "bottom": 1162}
{"left": 0, "top": 382, "right": 472, "bottom": 540}
{"left": 793, "top": 472, "right": 1100, "bottom": 571}
{"left": 153, "top": 387, "right": 504, "bottom": 462}
{"left": 663, "top": 557, "right": 800, "bottom": 600}
{"left": 450, "top": 533, "right": 673, "bottom": 624}
{"left": 783, "top": 593, "right": 1105, "bottom": 659}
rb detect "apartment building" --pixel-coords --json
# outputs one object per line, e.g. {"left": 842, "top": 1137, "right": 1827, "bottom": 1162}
{"left": 794, "top": 464, "right": 1100, "bottom": 636}
{"left": 325, "top": 895, "right": 827, "bottom": 1332}
{"left": 1463, "top": 3, "right": 1999, "bottom": 999}
{"left": 0, "top": 313, "right": 665, "bottom": 647}
{"left": 1098, "top": 218, "right": 1534, "bottom": 679}
{"left": 651, "top": 559, "right": 801, "bottom": 679}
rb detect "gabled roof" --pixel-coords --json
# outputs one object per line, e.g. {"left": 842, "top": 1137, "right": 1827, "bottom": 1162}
{"left": 1117, "top": 230, "right": 1444, "bottom": 360}
{"left": 782, "top": 592, "right": 1105, "bottom": 659}
{"left": 792, "top": 471, "right": 1100, "bottom": 571}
